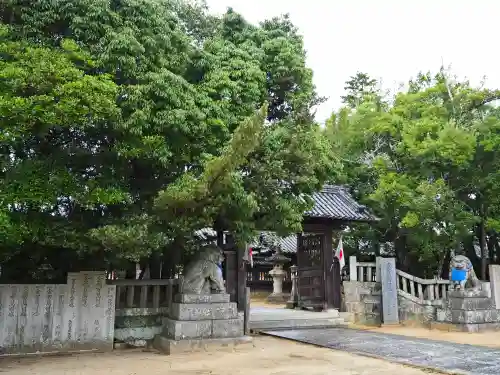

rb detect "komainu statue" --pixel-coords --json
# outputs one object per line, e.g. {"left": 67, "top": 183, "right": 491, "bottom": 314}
{"left": 181, "top": 244, "right": 226, "bottom": 294}
{"left": 449, "top": 255, "right": 480, "bottom": 290}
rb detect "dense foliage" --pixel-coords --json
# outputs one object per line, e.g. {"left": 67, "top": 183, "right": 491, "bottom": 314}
{"left": 0, "top": 0, "right": 333, "bottom": 280}
{"left": 327, "top": 70, "right": 500, "bottom": 279}
{"left": 2, "top": 0, "right": 500, "bottom": 281}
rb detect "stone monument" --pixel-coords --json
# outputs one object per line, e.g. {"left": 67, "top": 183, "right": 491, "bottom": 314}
{"left": 153, "top": 244, "right": 252, "bottom": 355}
{"left": 380, "top": 257, "right": 399, "bottom": 325}
{"left": 266, "top": 245, "right": 291, "bottom": 303}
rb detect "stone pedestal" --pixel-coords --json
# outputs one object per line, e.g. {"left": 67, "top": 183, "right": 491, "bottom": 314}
{"left": 153, "top": 293, "right": 252, "bottom": 355}
{"left": 435, "top": 288, "right": 500, "bottom": 332}
{"left": 267, "top": 266, "right": 289, "bottom": 303}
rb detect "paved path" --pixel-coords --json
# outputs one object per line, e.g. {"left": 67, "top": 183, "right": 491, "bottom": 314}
{"left": 250, "top": 307, "right": 341, "bottom": 321}
{"left": 263, "top": 328, "right": 500, "bottom": 375}
{"left": 249, "top": 307, "right": 346, "bottom": 332}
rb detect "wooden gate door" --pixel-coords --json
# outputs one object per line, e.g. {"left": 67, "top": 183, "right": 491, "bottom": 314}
{"left": 297, "top": 233, "right": 325, "bottom": 310}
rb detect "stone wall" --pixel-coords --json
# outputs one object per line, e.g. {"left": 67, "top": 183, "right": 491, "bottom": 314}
{"left": 397, "top": 290, "right": 444, "bottom": 327}
{"left": 114, "top": 307, "right": 169, "bottom": 347}
{"left": 344, "top": 281, "right": 445, "bottom": 326}
{"left": 0, "top": 272, "right": 116, "bottom": 355}
{"left": 343, "top": 281, "right": 381, "bottom": 325}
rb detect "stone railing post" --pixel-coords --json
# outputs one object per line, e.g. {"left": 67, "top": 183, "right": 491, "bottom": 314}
{"left": 286, "top": 265, "right": 299, "bottom": 309}
{"left": 349, "top": 256, "right": 358, "bottom": 281}
{"left": 375, "top": 256, "right": 381, "bottom": 282}
{"left": 489, "top": 264, "right": 500, "bottom": 308}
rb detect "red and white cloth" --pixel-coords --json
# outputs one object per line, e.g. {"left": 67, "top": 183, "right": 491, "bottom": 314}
{"left": 244, "top": 247, "right": 254, "bottom": 268}
{"left": 335, "top": 237, "right": 345, "bottom": 272}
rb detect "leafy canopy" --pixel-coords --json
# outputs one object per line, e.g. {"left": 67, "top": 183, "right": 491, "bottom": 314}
{"left": 0, "top": 1, "right": 332, "bottom": 274}
{"left": 327, "top": 70, "right": 500, "bottom": 278}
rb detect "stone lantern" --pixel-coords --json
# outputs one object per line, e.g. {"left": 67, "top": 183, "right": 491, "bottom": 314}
{"left": 265, "top": 244, "right": 291, "bottom": 303}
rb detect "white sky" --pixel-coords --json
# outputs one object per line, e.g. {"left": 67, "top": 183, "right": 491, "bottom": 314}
{"left": 206, "top": 0, "right": 499, "bottom": 123}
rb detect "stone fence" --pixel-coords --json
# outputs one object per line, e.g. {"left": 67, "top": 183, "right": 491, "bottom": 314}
{"left": 345, "top": 257, "right": 500, "bottom": 331}
{"left": 344, "top": 256, "right": 451, "bottom": 326}
{"left": 110, "top": 277, "right": 182, "bottom": 346}
{"left": 0, "top": 271, "right": 116, "bottom": 355}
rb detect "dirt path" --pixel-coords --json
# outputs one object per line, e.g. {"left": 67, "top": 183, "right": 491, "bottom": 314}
{"left": 0, "top": 336, "right": 439, "bottom": 375}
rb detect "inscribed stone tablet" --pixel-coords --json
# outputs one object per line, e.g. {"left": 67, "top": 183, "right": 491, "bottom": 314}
{"left": 380, "top": 257, "right": 399, "bottom": 324}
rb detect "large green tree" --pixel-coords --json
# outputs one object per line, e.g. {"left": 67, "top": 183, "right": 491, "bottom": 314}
{"left": 0, "top": 25, "right": 124, "bottom": 279}
{"left": 0, "top": 0, "right": 332, "bottom": 278}
{"left": 327, "top": 70, "right": 500, "bottom": 279}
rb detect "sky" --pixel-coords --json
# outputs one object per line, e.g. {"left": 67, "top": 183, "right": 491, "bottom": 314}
{"left": 205, "top": 0, "right": 499, "bottom": 123}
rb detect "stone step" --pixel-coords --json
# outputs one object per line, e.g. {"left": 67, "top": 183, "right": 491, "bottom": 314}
{"left": 162, "top": 316, "right": 244, "bottom": 340}
{"left": 447, "top": 297, "right": 495, "bottom": 310}
{"left": 448, "top": 289, "right": 490, "bottom": 298}
{"left": 174, "top": 293, "right": 231, "bottom": 304}
{"left": 153, "top": 334, "right": 253, "bottom": 355}
{"left": 249, "top": 317, "right": 348, "bottom": 333}
{"left": 170, "top": 302, "right": 238, "bottom": 321}
{"left": 436, "top": 308, "right": 500, "bottom": 324}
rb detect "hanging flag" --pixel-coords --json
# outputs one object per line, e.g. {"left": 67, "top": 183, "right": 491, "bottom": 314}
{"left": 335, "top": 237, "right": 345, "bottom": 273}
{"left": 243, "top": 246, "right": 254, "bottom": 268}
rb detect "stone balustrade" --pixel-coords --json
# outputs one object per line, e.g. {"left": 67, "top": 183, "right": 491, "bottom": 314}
{"left": 396, "top": 269, "right": 449, "bottom": 301}
{"left": 108, "top": 277, "right": 182, "bottom": 347}
{"left": 110, "top": 277, "right": 181, "bottom": 309}
{"left": 349, "top": 257, "right": 377, "bottom": 282}
{"left": 346, "top": 256, "right": 451, "bottom": 327}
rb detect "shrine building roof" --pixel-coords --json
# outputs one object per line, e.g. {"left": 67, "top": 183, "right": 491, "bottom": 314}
{"left": 194, "top": 185, "right": 378, "bottom": 254}
{"left": 304, "top": 185, "right": 378, "bottom": 222}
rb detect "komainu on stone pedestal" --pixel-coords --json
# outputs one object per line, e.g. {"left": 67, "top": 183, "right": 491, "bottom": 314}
{"left": 434, "top": 255, "right": 500, "bottom": 332}
{"left": 153, "top": 292, "right": 252, "bottom": 355}
{"left": 181, "top": 244, "right": 225, "bottom": 294}
{"left": 449, "top": 255, "right": 480, "bottom": 291}
{"left": 153, "top": 244, "right": 252, "bottom": 355}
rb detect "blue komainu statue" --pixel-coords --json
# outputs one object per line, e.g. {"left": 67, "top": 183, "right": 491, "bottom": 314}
{"left": 449, "top": 255, "right": 480, "bottom": 290}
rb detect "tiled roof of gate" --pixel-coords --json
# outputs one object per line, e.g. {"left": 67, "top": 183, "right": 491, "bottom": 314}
{"left": 249, "top": 232, "right": 297, "bottom": 254}
{"left": 304, "top": 185, "right": 378, "bottom": 222}
{"left": 194, "top": 228, "right": 297, "bottom": 254}
{"left": 194, "top": 227, "right": 218, "bottom": 241}
{"left": 194, "top": 185, "right": 378, "bottom": 253}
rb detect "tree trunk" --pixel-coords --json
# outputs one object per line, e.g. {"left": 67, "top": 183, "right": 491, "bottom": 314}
{"left": 138, "top": 258, "right": 148, "bottom": 279}
{"left": 487, "top": 232, "right": 497, "bottom": 266}
{"left": 148, "top": 252, "right": 161, "bottom": 279}
{"left": 479, "top": 220, "right": 488, "bottom": 280}
{"left": 440, "top": 248, "right": 452, "bottom": 279}
{"left": 494, "top": 233, "right": 500, "bottom": 264}
{"left": 161, "top": 238, "right": 183, "bottom": 278}
{"left": 125, "top": 261, "right": 137, "bottom": 279}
